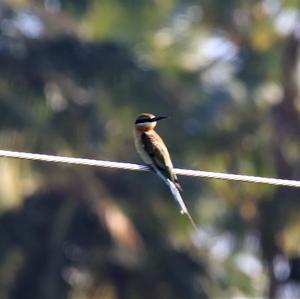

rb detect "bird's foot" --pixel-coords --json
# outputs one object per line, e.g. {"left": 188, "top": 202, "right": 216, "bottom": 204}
{"left": 146, "top": 164, "right": 155, "bottom": 173}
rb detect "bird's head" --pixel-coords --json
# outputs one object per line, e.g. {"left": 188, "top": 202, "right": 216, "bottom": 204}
{"left": 134, "top": 113, "right": 167, "bottom": 132}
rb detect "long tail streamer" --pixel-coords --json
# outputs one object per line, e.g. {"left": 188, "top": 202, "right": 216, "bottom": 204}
{"left": 155, "top": 171, "right": 198, "bottom": 230}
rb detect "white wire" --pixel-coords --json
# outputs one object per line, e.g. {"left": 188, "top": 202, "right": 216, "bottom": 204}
{"left": 0, "top": 149, "right": 299, "bottom": 188}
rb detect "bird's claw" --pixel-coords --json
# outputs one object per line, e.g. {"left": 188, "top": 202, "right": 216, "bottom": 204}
{"left": 146, "top": 164, "right": 155, "bottom": 172}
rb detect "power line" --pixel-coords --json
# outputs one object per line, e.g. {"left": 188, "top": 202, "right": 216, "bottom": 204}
{"left": 0, "top": 149, "right": 299, "bottom": 188}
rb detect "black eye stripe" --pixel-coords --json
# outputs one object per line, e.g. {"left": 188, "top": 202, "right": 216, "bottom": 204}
{"left": 135, "top": 118, "right": 154, "bottom": 124}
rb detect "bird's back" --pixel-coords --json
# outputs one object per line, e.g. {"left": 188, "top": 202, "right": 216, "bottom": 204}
{"left": 137, "top": 129, "right": 182, "bottom": 186}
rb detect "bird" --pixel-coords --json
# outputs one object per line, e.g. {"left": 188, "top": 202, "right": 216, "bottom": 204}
{"left": 133, "top": 113, "right": 197, "bottom": 229}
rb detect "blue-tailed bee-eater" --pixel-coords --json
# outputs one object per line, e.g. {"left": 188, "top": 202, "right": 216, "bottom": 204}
{"left": 133, "top": 113, "right": 197, "bottom": 229}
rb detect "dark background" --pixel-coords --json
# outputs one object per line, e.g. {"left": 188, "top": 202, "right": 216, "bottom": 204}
{"left": 0, "top": 1, "right": 300, "bottom": 298}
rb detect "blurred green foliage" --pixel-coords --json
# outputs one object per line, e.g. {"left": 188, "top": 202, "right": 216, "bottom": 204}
{"left": 0, "top": 0, "right": 300, "bottom": 298}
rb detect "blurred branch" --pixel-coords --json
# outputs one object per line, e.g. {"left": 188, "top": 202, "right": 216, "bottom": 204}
{"left": 261, "top": 15, "right": 300, "bottom": 299}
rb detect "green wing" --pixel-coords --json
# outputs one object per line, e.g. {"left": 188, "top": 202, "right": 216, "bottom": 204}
{"left": 141, "top": 132, "right": 181, "bottom": 190}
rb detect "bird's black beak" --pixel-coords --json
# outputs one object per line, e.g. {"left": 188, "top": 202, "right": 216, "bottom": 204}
{"left": 151, "top": 116, "right": 168, "bottom": 122}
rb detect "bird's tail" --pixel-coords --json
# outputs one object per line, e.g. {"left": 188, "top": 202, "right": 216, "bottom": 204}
{"left": 155, "top": 171, "right": 197, "bottom": 230}
{"left": 167, "top": 180, "right": 198, "bottom": 230}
